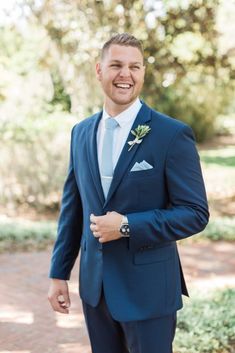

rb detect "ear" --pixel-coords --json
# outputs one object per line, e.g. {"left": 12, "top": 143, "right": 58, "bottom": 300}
{"left": 96, "top": 62, "right": 102, "bottom": 81}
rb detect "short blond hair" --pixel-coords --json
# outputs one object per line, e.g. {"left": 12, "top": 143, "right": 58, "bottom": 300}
{"left": 101, "top": 33, "right": 144, "bottom": 60}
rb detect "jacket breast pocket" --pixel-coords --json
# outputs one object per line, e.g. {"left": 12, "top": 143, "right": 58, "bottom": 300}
{"left": 128, "top": 167, "right": 157, "bottom": 179}
{"left": 133, "top": 244, "right": 174, "bottom": 265}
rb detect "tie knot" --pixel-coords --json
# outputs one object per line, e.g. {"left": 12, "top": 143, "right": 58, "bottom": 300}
{"left": 105, "top": 118, "right": 119, "bottom": 130}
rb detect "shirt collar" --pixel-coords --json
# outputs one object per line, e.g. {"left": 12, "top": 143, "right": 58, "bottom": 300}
{"left": 102, "top": 98, "right": 142, "bottom": 128}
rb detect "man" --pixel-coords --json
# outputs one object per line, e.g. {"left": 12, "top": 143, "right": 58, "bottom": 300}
{"left": 48, "top": 33, "right": 209, "bottom": 353}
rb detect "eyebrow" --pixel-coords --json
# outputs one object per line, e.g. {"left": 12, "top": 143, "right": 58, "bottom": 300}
{"left": 109, "top": 60, "right": 142, "bottom": 65}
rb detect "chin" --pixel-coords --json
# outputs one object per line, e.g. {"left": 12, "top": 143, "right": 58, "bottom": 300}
{"left": 113, "top": 96, "right": 137, "bottom": 106}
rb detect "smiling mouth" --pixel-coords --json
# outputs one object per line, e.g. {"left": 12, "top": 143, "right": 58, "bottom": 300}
{"left": 114, "top": 83, "right": 133, "bottom": 89}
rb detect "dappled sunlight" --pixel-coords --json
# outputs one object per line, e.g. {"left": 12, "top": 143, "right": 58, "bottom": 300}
{"left": 0, "top": 305, "right": 34, "bottom": 324}
{"left": 191, "top": 275, "right": 235, "bottom": 291}
{"left": 0, "top": 0, "right": 234, "bottom": 352}
{"left": 199, "top": 146, "right": 235, "bottom": 209}
{"left": 179, "top": 241, "right": 235, "bottom": 292}
{"left": 56, "top": 312, "right": 84, "bottom": 329}
{"left": 203, "top": 165, "right": 235, "bottom": 199}
{"left": 59, "top": 343, "right": 91, "bottom": 353}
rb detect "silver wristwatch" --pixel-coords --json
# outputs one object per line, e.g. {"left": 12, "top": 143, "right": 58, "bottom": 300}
{"left": 119, "top": 215, "right": 130, "bottom": 237}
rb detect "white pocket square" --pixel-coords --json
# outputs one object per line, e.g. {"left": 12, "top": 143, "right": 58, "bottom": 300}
{"left": 130, "top": 160, "right": 153, "bottom": 172}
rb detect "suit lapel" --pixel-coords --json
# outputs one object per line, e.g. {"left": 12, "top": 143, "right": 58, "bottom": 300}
{"left": 86, "top": 111, "right": 105, "bottom": 206}
{"left": 104, "top": 102, "right": 152, "bottom": 207}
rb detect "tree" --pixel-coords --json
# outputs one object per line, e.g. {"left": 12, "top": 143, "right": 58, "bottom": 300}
{"left": 1, "top": 0, "right": 234, "bottom": 211}
{"left": 22, "top": 0, "right": 235, "bottom": 140}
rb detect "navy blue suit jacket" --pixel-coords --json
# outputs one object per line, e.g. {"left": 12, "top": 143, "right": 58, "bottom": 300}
{"left": 50, "top": 102, "right": 209, "bottom": 321}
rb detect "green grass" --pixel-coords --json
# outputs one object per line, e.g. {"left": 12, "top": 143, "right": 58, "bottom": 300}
{"left": 200, "top": 146, "right": 235, "bottom": 168}
{"left": 175, "top": 288, "right": 235, "bottom": 353}
{"left": 202, "top": 154, "right": 235, "bottom": 168}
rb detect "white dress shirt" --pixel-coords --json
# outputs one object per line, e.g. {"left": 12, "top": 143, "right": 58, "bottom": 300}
{"left": 97, "top": 98, "right": 142, "bottom": 173}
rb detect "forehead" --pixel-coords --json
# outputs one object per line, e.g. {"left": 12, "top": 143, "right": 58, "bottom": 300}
{"left": 102, "top": 44, "right": 144, "bottom": 64}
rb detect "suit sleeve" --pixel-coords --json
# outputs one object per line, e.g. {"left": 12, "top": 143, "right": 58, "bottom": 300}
{"left": 49, "top": 126, "right": 83, "bottom": 280}
{"left": 127, "top": 125, "right": 209, "bottom": 252}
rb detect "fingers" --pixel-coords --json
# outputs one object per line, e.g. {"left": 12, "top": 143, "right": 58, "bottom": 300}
{"left": 90, "top": 222, "right": 101, "bottom": 237}
{"left": 61, "top": 290, "right": 71, "bottom": 310}
{"left": 90, "top": 213, "right": 113, "bottom": 243}
{"left": 90, "top": 213, "right": 97, "bottom": 224}
{"left": 89, "top": 224, "right": 104, "bottom": 242}
{"left": 49, "top": 293, "right": 69, "bottom": 314}
{"left": 56, "top": 295, "right": 70, "bottom": 314}
{"left": 90, "top": 213, "right": 102, "bottom": 238}
{"left": 90, "top": 222, "right": 97, "bottom": 232}
{"left": 48, "top": 280, "right": 70, "bottom": 314}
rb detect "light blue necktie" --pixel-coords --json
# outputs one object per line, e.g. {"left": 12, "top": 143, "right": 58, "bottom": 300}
{"left": 100, "top": 118, "right": 119, "bottom": 198}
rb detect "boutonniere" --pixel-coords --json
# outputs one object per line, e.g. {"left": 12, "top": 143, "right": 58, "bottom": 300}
{"left": 128, "top": 125, "right": 151, "bottom": 151}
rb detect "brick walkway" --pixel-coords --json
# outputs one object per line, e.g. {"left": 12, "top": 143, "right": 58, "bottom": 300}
{"left": 0, "top": 242, "right": 235, "bottom": 353}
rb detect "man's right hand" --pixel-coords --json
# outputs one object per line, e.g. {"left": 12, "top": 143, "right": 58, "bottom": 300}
{"left": 48, "top": 279, "right": 71, "bottom": 314}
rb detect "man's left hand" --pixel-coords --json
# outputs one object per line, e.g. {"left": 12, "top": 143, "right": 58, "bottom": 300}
{"left": 90, "top": 211, "right": 123, "bottom": 243}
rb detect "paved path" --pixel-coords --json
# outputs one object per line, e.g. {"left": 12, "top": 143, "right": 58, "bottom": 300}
{"left": 0, "top": 242, "right": 234, "bottom": 353}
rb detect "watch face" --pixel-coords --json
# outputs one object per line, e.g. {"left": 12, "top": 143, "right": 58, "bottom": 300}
{"left": 121, "top": 224, "right": 130, "bottom": 236}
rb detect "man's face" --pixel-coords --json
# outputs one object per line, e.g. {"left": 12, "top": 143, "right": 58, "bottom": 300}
{"left": 96, "top": 44, "right": 145, "bottom": 110}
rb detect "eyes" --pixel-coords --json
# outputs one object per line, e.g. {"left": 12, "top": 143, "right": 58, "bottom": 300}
{"left": 110, "top": 64, "right": 141, "bottom": 70}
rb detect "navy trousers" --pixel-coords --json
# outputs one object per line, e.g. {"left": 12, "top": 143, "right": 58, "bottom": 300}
{"left": 82, "top": 289, "right": 177, "bottom": 353}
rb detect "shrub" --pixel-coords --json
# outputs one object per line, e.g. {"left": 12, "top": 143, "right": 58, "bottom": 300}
{"left": 0, "top": 218, "right": 57, "bottom": 252}
{"left": 175, "top": 288, "right": 235, "bottom": 353}
{"left": 0, "top": 111, "right": 75, "bottom": 212}
{"left": 199, "top": 217, "right": 235, "bottom": 241}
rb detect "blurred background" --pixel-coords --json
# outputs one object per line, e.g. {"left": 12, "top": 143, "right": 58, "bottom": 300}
{"left": 0, "top": 1, "right": 235, "bottom": 353}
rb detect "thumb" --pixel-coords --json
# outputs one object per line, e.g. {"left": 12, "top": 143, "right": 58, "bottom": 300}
{"left": 62, "top": 290, "right": 71, "bottom": 308}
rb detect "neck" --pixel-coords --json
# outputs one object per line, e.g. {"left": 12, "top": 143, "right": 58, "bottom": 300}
{"left": 104, "top": 98, "right": 137, "bottom": 117}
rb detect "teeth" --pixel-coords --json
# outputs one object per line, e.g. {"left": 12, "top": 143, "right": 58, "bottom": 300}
{"left": 115, "top": 84, "right": 132, "bottom": 88}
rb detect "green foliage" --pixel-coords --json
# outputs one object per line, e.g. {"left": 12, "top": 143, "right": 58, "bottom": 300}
{"left": 0, "top": 25, "right": 52, "bottom": 123}
{"left": 0, "top": 218, "right": 57, "bottom": 252}
{"left": 0, "top": 215, "right": 234, "bottom": 254}
{"left": 49, "top": 70, "right": 71, "bottom": 112}
{"left": 200, "top": 146, "right": 235, "bottom": 168}
{"left": 0, "top": 0, "right": 235, "bottom": 211}
{"left": 175, "top": 288, "right": 235, "bottom": 353}
{"left": 25, "top": 0, "right": 235, "bottom": 141}
{"left": 199, "top": 217, "right": 235, "bottom": 241}
{"left": 0, "top": 111, "right": 76, "bottom": 210}
{"left": 142, "top": 1, "right": 234, "bottom": 141}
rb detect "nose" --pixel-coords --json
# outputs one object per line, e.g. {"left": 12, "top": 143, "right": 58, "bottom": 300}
{"left": 119, "top": 65, "right": 131, "bottom": 77}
